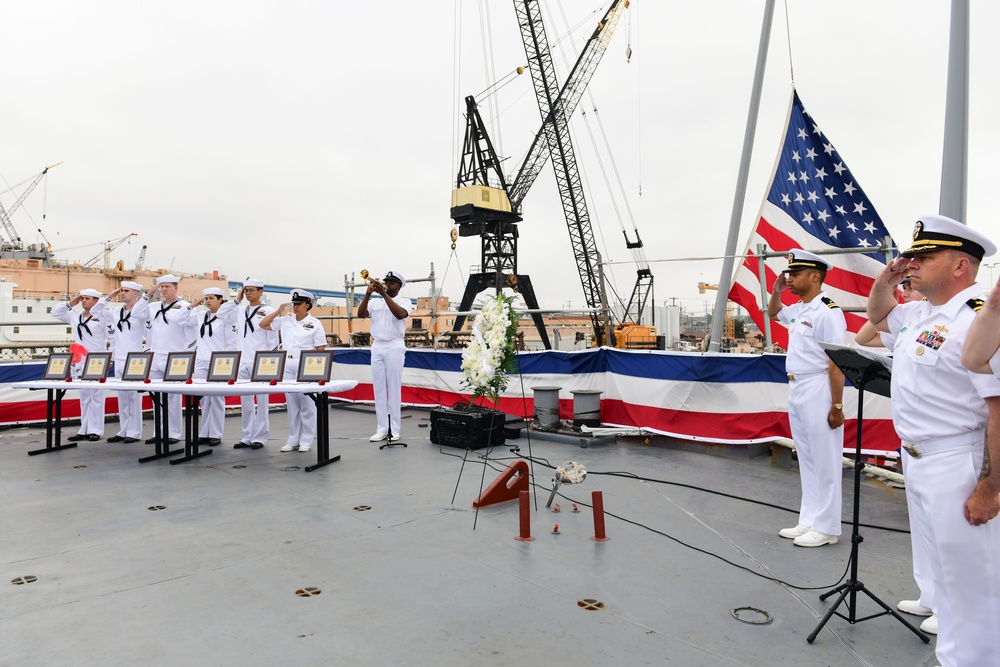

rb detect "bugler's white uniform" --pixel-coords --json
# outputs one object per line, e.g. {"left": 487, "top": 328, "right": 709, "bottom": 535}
{"left": 271, "top": 313, "right": 326, "bottom": 448}
{"left": 105, "top": 294, "right": 150, "bottom": 439}
{"left": 145, "top": 295, "right": 196, "bottom": 439}
{"left": 193, "top": 300, "right": 238, "bottom": 440}
{"left": 236, "top": 299, "right": 278, "bottom": 445}
{"left": 368, "top": 293, "right": 412, "bottom": 437}
{"left": 887, "top": 284, "right": 1000, "bottom": 667}
{"left": 52, "top": 298, "right": 110, "bottom": 436}
{"left": 776, "top": 290, "right": 846, "bottom": 537}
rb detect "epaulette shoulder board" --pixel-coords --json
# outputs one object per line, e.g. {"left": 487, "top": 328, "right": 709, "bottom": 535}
{"left": 967, "top": 297, "right": 984, "bottom": 312}
{"left": 821, "top": 296, "right": 840, "bottom": 309}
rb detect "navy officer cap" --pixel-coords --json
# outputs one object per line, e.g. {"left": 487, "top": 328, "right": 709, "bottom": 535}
{"left": 902, "top": 214, "right": 996, "bottom": 261}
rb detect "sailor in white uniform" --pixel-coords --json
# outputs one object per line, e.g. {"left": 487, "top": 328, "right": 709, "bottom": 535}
{"left": 767, "top": 249, "right": 846, "bottom": 548}
{"left": 144, "top": 274, "right": 196, "bottom": 443}
{"left": 104, "top": 281, "right": 150, "bottom": 443}
{"left": 234, "top": 279, "right": 277, "bottom": 449}
{"left": 52, "top": 288, "right": 110, "bottom": 441}
{"left": 259, "top": 289, "right": 326, "bottom": 452}
{"left": 191, "top": 287, "right": 238, "bottom": 445}
{"left": 868, "top": 214, "right": 1000, "bottom": 667}
{"left": 358, "top": 270, "right": 412, "bottom": 442}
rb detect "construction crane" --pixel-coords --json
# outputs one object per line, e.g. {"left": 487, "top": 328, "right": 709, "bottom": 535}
{"left": 134, "top": 245, "right": 147, "bottom": 272}
{"left": 450, "top": 0, "right": 630, "bottom": 348}
{"left": 82, "top": 233, "right": 138, "bottom": 271}
{"left": 698, "top": 282, "right": 736, "bottom": 342}
{"left": 0, "top": 163, "right": 62, "bottom": 263}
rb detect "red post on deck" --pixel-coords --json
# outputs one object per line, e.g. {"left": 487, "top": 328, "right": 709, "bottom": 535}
{"left": 591, "top": 491, "right": 610, "bottom": 542}
{"left": 515, "top": 490, "right": 535, "bottom": 542}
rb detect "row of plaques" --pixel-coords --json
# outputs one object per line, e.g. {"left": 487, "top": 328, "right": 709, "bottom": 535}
{"left": 42, "top": 350, "right": 335, "bottom": 384}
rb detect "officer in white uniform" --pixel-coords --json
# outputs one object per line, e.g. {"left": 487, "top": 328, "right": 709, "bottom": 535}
{"left": 191, "top": 287, "right": 238, "bottom": 445}
{"left": 144, "top": 275, "right": 196, "bottom": 443}
{"left": 234, "top": 279, "right": 277, "bottom": 449}
{"left": 868, "top": 214, "right": 1000, "bottom": 667}
{"left": 52, "top": 288, "right": 110, "bottom": 441}
{"left": 767, "top": 249, "right": 846, "bottom": 548}
{"left": 357, "top": 270, "right": 412, "bottom": 442}
{"left": 259, "top": 289, "right": 326, "bottom": 452}
{"left": 104, "top": 281, "right": 150, "bottom": 443}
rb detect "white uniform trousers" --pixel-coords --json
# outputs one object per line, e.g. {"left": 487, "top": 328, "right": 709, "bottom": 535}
{"left": 238, "top": 361, "right": 269, "bottom": 444}
{"left": 900, "top": 453, "right": 935, "bottom": 613}
{"left": 371, "top": 340, "right": 405, "bottom": 437}
{"left": 149, "top": 356, "right": 183, "bottom": 439}
{"left": 904, "top": 437, "right": 1000, "bottom": 667}
{"left": 76, "top": 387, "right": 107, "bottom": 436}
{"left": 193, "top": 360, "right": 224, "bottom": 439}
{"left": 787, "top": 373, "right": 843, "bottom": 536}
{"left": 113, "top": 361, "right": 143, "bottom": 438}
{"left": 283, "top": 362, "right": 315, "bottom": 447}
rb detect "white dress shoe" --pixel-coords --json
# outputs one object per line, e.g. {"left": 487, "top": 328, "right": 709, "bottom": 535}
{"left": 280, "top": 444, "right": 299, "bottom": 452}
{"left": 897, "top": 599, "right": 933, "bottom": 617}
{"left": 779, "top": 524, "right": 811, "bottom": 539}
{"left": 298, "top": 445, "right": 311, "bottom": 452}
{"left": 369, "top": 431, "right": 388, "bottom": 442}
{"left": 793, "top": 530, "right": 838, "bottom": 547}
{"left": 919, "top": 614, "right": 938, "bottom": 635}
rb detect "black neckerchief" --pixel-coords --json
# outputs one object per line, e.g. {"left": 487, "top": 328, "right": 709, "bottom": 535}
{"left": 154, "top": 299, "right": 180, "bottom": 323}
{"left": 77, "top": 313, "right": 93, "bottom": 339}
{"left": 245, "top": 304, "right": 263, "bottom": 335}
{"left": 117, "top": 308, "right": 132, "bottom": 332}
{"left": 201, "top": 311, "right": 218, "bottom": 338}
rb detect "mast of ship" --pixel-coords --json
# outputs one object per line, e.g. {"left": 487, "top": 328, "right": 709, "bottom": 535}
{"left": 940, "top": 0, "right": 969, "bottom": 222}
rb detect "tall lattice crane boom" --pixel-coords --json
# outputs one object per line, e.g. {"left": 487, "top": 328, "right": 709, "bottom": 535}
{"left": 0, "top": 163, "right": 61, "bottom": 248}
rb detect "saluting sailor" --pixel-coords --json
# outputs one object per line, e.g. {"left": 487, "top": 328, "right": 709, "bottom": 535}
{"left": 144, "top": 275, "right": 196, "bottom": 444}
{"left": 52, "top": 288, "right": 110, "bottom": 441}
{"left": 259, "top": 289, "right": 326, "bottom": 453}
{"left": 233, "top": 279, "right": 277, "bottom": 450}
{"left": 767, "top": 249, "right": 846, "bottom": 548}
{"left": 357, "top": 269, "right": 412, "bottom": 442}
{"left": 191, "top": 287, "right": 238, "bottom": 446}
{"left": 103, "top": 281, "right": 150, "bottom": 443}
{"left": 869, "top": 215, "right": 1000, "bottom": 667}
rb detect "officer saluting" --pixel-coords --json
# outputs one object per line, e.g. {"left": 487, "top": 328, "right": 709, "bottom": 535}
{"left": 104, "top": 281, "right": 150, "bottom": 443}
{"left": 868, "top": 214, "right": 1000, "bottom": 667}
{"left": 144, "top": 275, "right": 196, "bottom": 443}
{"left": 190, "top": 287, "right": 238, "bottom": 446}
{"left": 767, "top": 249, "right": 846, "bottom": 548}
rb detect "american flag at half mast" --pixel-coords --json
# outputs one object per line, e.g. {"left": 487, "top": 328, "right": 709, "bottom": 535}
{"left": 728, "top": 89, "right": 896, "bottom": 349}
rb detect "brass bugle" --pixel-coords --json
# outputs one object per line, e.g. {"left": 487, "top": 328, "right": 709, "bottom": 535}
{"left": 359, "top": 269, "right": 383, "bottom": 290}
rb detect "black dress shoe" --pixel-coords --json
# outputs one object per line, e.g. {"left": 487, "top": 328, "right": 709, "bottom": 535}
{"left": 67, "top": 434, "right": 88, "bottom": 442}
{"left": 106, "top": 435, "right": 125, "bottom": 443}
{"left": 87, "top": 434, "right": 101, "bottom": 441}
{"left": 166, "top": 438, "right": 180, "bottom": 445}
{"left": 206, "top": 438, "right": 221, "bottom": 446}
{"left": 249, "top": 442, "right": 264, "bottom": 450}
{"left": 233, "top": 442, "right": 251, "bottom": 449}
{"left": 123, "top": 438, "right": 140, "bottom": 444}
{"left": 145, "top": 437, "right": 159, "bottom": 445}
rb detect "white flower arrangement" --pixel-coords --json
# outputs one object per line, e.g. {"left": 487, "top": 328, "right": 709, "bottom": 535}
{"left": 461, "top": 292, "right": 519, "bottom": 406}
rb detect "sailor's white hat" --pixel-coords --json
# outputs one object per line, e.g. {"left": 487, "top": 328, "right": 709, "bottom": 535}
{"left": 121, "top": 281, "right": 143, "bottom": 291}
{"left": 783, "top": 249, "right": 833, "bottom": 273}
{"left": 79, "top": 288, "right": 102, "bottom": 298}
{"left": 243, "top": 278, "right": 265, "bottom": 288}
{"left": 156, "top": 274, "right": 181, "bottom": 284}
{"left": 202, "top": 287, "right": 224, "bottom": 297}
{"left": 902, "top": 214, "right": 996, "bottom": 261}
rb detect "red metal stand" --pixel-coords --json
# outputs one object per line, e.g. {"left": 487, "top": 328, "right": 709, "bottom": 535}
{"left": 473, "top": 459, "right": 530, "bottom": 508}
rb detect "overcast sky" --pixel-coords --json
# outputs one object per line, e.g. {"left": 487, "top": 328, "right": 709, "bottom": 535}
{"left": 3, "top": 1, "right": 998, "bottom": 314}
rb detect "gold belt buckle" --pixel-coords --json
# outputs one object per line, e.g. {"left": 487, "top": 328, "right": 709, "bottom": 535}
{"left": 902, "top": 443, "right": 920, "bottom": 459}
{"left": 787, "top": 373, "right": 796, "bottom": 382}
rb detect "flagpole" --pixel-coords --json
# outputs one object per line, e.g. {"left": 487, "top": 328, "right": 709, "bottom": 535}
{"left": 707, "top": 0, "right": 775, "bottom": 353}
{"left": 939, "top": 0, "right": 968, "bottom": 222}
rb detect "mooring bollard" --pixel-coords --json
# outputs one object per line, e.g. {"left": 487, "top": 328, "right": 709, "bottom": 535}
{"left": 515, "top": 489, "right": 534, "bottom": 541}
{"left": 591, "top": 490, "right": 610, "bottom": 542}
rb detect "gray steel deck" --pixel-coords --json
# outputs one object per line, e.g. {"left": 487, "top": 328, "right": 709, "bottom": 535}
{"left": 2, "top": 405, "right": 936, "bottom": 666}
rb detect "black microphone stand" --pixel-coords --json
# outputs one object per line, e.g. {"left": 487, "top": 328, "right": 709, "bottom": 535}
{"left": 807, "top": 344, "right": 929, "bottom": 644}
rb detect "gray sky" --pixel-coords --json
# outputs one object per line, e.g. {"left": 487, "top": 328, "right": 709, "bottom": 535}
{"left": 3, "top": 1, "right": 998, "bottom": 313}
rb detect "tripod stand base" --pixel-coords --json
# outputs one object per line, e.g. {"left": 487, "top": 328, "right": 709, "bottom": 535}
{"left": 807, "top": 578, "right": 930, "bottom": 644}
{"left": 379, "top": 435, "right": 407, "bottom": 450}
